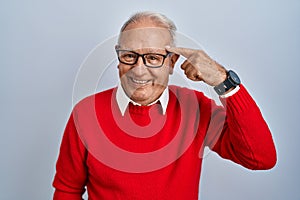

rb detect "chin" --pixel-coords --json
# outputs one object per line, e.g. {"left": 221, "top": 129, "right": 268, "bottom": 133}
{"left": 131, "top": 92, "right": 150, "bottom": 101}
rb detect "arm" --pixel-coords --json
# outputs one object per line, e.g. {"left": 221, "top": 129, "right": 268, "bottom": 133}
{"left": 53, "top": 114, "right": 88, "bottom": 199}
{"left": 166, "top": 46, "right": 276, "bottom": 169}
{"left": 206, "top": 84, "right": 277, "bottom": 169}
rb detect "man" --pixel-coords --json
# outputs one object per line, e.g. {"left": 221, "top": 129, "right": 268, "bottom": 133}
{"left": 53, "top": 12, "right": 276, "bottom": 199}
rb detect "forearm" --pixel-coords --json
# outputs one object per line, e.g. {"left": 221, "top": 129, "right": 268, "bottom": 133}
{"left": 211, "top": 84, "right": 277, "bottom": 169}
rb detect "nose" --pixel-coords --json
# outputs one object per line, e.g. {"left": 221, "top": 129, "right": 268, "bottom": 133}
{"left": 131, "top": 56, "right": 148, "bottom": 75}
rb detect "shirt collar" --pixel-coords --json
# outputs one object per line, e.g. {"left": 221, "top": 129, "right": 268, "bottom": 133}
{"left": 116, "top": 83, "right": 169, "bottom": 116}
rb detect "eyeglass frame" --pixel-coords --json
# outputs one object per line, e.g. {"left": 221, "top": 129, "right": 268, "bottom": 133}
{"left": 116, "top": 49, "right": 172, "bottom": 68}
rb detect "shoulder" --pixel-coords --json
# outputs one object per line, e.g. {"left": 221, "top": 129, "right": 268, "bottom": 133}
{"left": 73, "top": 87, "right": 116, "bottom": 110}
{"left": 168, "top": 85, "right": 210, "bottom": 103}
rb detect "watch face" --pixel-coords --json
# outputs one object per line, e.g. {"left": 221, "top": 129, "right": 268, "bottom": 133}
{"left": 228, "top": 70, "right": 241, "bottom": 85}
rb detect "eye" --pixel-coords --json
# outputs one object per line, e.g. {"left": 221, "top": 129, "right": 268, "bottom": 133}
{"left": 121, "top": 52, "right": 137, "bottom": 61}
{"left": 147, "top": 55, "right": 160, "bottom": 61}
{"left": 145, "top": 54, "right": 163, "bottom": 65}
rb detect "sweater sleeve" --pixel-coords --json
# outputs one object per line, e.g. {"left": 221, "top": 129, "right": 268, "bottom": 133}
{"left": 52, "top": 113, "right": 88, "bottom": 200}
{"left": 205, "top": 84, "right": 277, "bottom": 170}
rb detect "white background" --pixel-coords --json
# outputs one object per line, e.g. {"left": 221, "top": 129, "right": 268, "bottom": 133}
{"left": 1, "top": 0, "right": 299, "bottom": 199}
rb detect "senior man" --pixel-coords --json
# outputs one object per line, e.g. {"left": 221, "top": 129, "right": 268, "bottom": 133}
{"left": 53, "top": 11, "right": 276, "bottom": 200}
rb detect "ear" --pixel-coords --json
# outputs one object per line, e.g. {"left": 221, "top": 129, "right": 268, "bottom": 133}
{"left": 168, "top": 53, "right": 179, "bottom": 74}
{"left": 170, "top": 53, "right": 179, "bottom": 67}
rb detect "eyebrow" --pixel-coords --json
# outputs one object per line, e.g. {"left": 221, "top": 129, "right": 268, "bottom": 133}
{"left": 121, "top": 48, "right": 167, "bottom": 54}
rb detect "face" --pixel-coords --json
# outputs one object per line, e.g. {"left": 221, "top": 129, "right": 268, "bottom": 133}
{"left": 117, "top": 22, "right": 178, "bottom": 105}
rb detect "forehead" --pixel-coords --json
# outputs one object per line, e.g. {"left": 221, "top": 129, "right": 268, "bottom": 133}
{"left": 118, "top": 26, "right": 172, "bottom": 51}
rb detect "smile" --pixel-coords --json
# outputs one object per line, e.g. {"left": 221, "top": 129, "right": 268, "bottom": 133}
{"left": 130, "top": 77, "right": 151, "bottom": 85}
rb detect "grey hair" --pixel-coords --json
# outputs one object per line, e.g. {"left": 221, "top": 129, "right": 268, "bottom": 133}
{"left": 118, "top": 11, "right": 177, "bottom": 45}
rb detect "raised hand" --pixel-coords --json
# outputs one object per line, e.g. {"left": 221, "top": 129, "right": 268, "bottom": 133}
{"left": 165, "top": 46, "right": 227, "bottom": 86}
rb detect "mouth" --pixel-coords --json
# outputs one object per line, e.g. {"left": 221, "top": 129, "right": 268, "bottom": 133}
{"left": 129, "top": 77, "right": 152, "bottom": 85}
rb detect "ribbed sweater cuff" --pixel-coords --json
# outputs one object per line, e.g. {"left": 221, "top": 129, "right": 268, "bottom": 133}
{"left": 220, "top": 84, "right": 257, "bottom": 114}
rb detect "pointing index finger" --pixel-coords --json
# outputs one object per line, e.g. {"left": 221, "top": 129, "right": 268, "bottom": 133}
{"left": 165, "top": 46, "right": 195, "bottom": 58}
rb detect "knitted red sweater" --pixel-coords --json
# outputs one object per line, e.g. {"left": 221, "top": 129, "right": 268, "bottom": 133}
{"left": 53, "top": 85, "right": 276, "bottom": 200}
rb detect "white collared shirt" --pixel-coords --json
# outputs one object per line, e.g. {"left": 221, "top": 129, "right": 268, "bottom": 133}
{"left": 115, "top": 83, "right": 239, "bottom": 116}
{"left": 116, "top": 83, "right": 169, "bottom": 116}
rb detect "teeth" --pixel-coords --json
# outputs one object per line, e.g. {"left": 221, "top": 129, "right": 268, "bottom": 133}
{"left": 131, "top": 78, "right": 149, "bottom": 84}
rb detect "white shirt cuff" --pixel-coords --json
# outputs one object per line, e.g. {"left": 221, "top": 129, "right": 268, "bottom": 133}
{"left": 220, "top": 85, "right": 240, "bottom": 98}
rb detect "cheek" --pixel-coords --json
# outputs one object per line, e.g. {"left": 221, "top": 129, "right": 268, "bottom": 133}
{"left": 153, "top": 72, "right": 170, "bottom": 86}
{"left": 118, "top": 65, "right": 130, "bottom": 77}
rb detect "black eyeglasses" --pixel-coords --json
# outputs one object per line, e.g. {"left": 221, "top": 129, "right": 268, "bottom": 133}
{"left": 116, "top": 50, "right": 171, "bottom": 68}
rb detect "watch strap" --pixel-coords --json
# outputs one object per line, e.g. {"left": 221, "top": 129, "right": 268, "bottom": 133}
{"left": 214, "top": 70, "right": 240, "bottom": 95}
{"left": 214, "top": 78, "right": 232, "bottom": 95}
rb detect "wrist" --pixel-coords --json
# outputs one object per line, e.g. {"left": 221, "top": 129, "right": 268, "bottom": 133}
{"left": 214, "top": 70, "right": 241, "bottom": 95}
{"left": 213, "top": 64, "right": 227, "bottom": 86}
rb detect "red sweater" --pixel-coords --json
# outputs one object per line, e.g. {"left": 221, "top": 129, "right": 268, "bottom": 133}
{"left": 53, "top": 85, "right": 276, "bottom": 200}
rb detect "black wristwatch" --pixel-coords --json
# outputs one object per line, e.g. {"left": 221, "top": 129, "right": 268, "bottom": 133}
{"left": 214, "top": 70, "right": 241, "bottom": 95}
